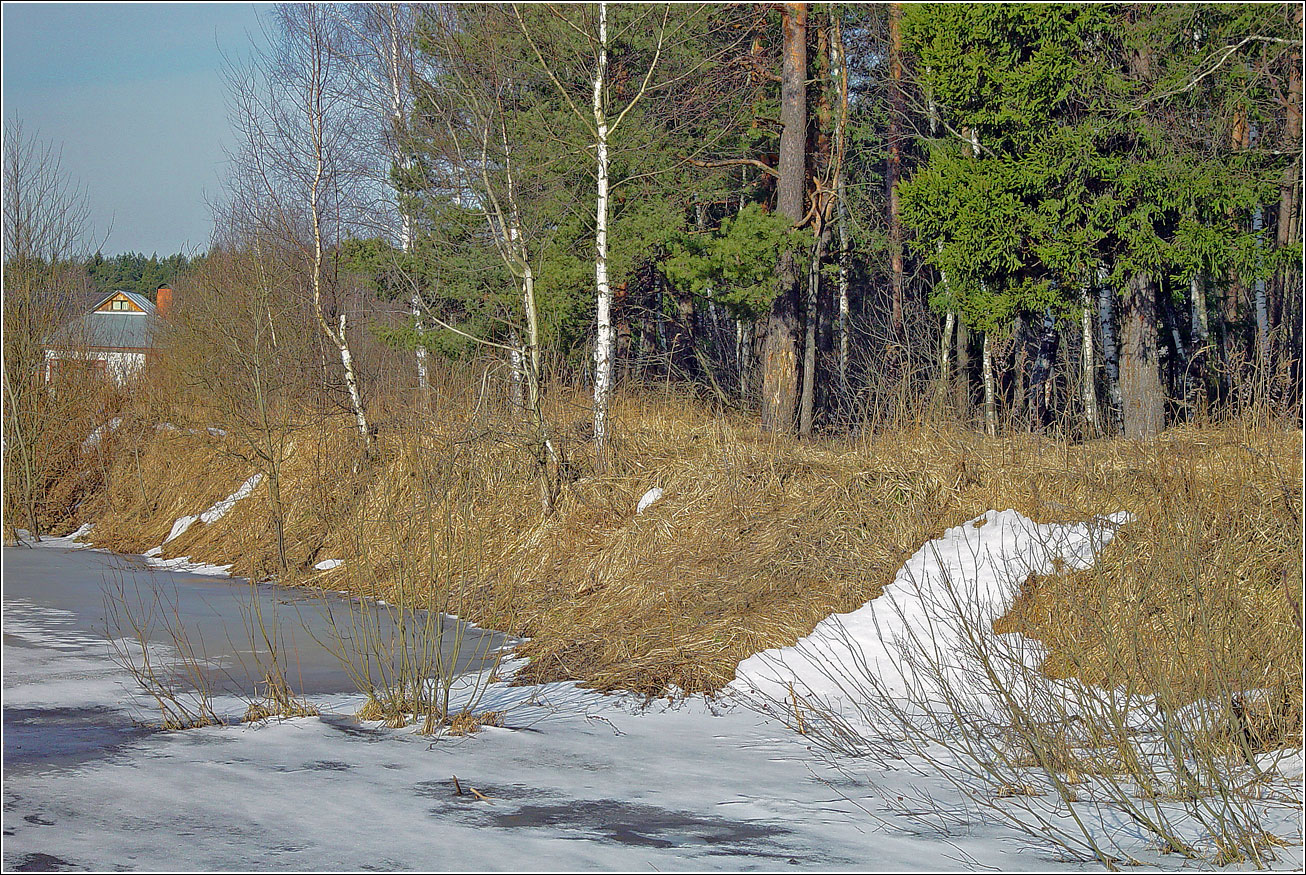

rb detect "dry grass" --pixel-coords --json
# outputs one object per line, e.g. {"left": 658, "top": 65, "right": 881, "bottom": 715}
{"left": 76, "top": 380, "right": 1302, "bottom": 738}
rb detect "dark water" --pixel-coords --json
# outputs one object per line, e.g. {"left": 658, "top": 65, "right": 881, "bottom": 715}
{"left": 2, "top": 537, "right": 505, "bottom": 772}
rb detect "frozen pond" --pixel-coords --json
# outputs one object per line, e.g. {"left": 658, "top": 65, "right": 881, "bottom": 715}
{"left": 2, "top": 536, "right": 502, "bottom": 773}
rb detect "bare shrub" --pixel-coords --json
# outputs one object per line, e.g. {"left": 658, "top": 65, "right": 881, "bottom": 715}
{"left": 102, "top": 574, "right": 224, "bottom": 731}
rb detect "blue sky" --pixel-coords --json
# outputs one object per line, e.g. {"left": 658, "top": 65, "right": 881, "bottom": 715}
{"left": 3, "top": 3, "right": 271, "bottom": 257}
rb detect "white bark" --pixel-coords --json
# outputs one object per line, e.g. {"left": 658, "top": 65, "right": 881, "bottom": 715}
{"left": 1081, "top": 286, "right": 1099, "bottom": 437}
{"left": 736, "top": 320, "right": 749, "bottom": 395}
{"left": 592, "top": 2, "right": 614, "bottom": 462}
{"left": 337, "top": 313, "right": 370, "bottom": 440}
{"left": 305, "top": 11, "right": 370, "bottom": 445}
{"left": 1253, "top": 206, "right": 1269, "bottom": 363}
{"left": 1191, "top": 273, "right": 1209, "bottom": 344}
{"left": 833, "top": 13, "right": 850, "bottom": 400}
{"left": 982, "top": 331, "right": 996, "bottom": 437}
{"left": 940, "top": 309, "right": 955, "bottom": 386}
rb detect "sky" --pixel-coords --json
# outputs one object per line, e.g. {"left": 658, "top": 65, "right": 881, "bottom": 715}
{"left": 3, "top": 2, "right": 272, "bottom": 257}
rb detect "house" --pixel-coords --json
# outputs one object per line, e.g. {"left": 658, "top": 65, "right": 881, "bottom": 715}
{"left": 44, "top": 285, "right": 172, "bottom": 385}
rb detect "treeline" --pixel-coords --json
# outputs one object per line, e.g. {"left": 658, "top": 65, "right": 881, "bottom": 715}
{"left": 13, "top": 3, "right": 1291, "bottom": 495}
{"left": 302, "top": 2, "right": 1298, "bottom": 446}
{"left": 85, "top": 251, "right": 197, "bottom": 300}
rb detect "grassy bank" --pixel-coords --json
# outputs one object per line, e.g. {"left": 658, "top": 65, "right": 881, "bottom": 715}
{"left": 68, "top": 386, "right": 1302, "bottom": 743}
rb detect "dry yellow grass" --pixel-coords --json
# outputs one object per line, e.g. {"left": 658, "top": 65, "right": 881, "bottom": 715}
{"left": 77, "top": 383, "right": 1302, "bottom": 738}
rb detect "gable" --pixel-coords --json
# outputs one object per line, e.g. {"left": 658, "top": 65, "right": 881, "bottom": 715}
{"left": 96, "top": 292, "right": 147, "bottom": 314}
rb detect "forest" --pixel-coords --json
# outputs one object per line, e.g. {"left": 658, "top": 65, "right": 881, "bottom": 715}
{"left": 7, "top": 5, "right": 1301, "bottom": 449}
{"left": 1, "top": 6, "right": 1302, "bottom": 865}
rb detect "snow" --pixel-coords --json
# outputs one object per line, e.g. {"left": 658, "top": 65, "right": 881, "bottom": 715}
{"left": 80, "top": 417, "right": 122, "bottom": 451}
{"left": 4, "top": 512, "right": 1301, "bottom": 872}
{"left": 733, "top": 509, "right": 1131, "bottom": 708}
{"left": 143, "top": 554, "right": 235, "bottom": 576}
{"left": 314, "top": 558, "right": 344, "bottom": 571}
{"left": 162, "top": 473, "right": 264, "bottom": 544}
{"left": 199, "top": 473, "right": 264, "bottom": 526}
{"left": 164, "top": 514, "right": 200, "bottom": 544}
{"left": 636, "top": 486, "right": 663, "bottom": 514}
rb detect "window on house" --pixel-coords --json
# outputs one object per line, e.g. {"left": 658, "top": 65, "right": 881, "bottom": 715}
{"left": 111, "top": 299, "right": 131, "bottom": 310}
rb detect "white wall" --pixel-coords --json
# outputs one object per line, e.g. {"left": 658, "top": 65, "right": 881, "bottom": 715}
{"left": 45, "top": 349, "right": 146, "bottom": 386}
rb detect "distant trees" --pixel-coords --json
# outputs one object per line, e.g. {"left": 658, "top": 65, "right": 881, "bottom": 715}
{"left": 84, "top": 251, "right": 194, "bottom": 300}
{"left": 899, "top": 4, "right": 1300, "bottom": 438}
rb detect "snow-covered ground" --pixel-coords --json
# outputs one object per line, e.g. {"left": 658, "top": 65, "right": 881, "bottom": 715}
{"left": 3, "top": 518, "right": 1301, "bottom": 871}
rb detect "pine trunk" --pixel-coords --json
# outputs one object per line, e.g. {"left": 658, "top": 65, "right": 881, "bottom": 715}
{"left": 1118, "top": 271, "right": 1165, "bottom": 439}
{"left": 760, "top": 3, "right": 807, "bottom": 434}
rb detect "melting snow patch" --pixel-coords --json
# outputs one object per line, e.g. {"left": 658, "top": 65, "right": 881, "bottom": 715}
{"left": 164, "top": 515, "right": 199, "bottom": 544}
{"left": 144, "top": 555, "right": 234, "bottom": 576}
{"left": 81, "top": 418, "right": 122, "bottom": 451}
{"left": 636, "top": 487, "right": 664, "bottom": 514}
{"left": 314, "top": 559, "right": 344, "bottom": 571}
{"left": 162, "top": 474, "right": 264, "bottom": 544}
{"left": 200, "top": 474, "right": 264, "bottom": 525}
{"left": 732, "top": 508, "right": 1131, "bottom": 711}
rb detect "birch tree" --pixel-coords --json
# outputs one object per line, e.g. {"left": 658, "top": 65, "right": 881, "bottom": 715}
{"left": 231, "top": 4, "right": 372, "bottom": 446}
{"left": 413, "top": 4, "right": 565, "bottom": 512}
{"left": 511, "top": 2, "right": 675, "bottom": 465}
{"left": 329, "top": 3, "right": 430, "bottom": 395}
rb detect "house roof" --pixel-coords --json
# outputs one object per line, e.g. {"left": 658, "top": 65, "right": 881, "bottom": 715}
{"left": 47, "top": 291, "right": 160, "bottom": 351}
{"left": 92, "top": 290, "right": 157, "bottom": 315}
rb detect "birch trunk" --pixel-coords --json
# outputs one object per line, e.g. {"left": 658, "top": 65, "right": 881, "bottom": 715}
{"left": 1097, "top": 271, "right": 1125, "bottom": 435}
{"left": 592, "top": 2, "right": 614, "bottom": 464}
{"left": 981, "top": 332, "right": 997, "bottom": 437}
{"left": 939, "top": 309, "right": 955, "bottom": 393}
{"left": 336, "top": 314, "right": 371, "bottom": 442}
{"left": 1253, "top": 206, "right": 1269, "bottom": 365}
{"left": 1191, "top": 273, "right": 1209, "bottom": 346}
{"left": 385, "top": 5, "right": 427, "bottom": 395}
{"left": 305, "top": 18, "right": 370, "bottom": 445}
{"left": 832, "top": 12, "right": 850, "bottom": 402}
{"left": 1081, "top": 286, "right": 1099, "bottom": 437}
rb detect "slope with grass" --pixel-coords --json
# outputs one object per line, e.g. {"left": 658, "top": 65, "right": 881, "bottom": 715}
{"left": 64, "top": 389, "right": 1301, "bottom": 751}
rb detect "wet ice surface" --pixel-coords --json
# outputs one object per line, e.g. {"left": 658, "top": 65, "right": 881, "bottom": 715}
{"left": 3, "top": 537, "right": 502, "bottom": 700}
{"left": 3, "top": 533, "right": 1302, "bottom": 871}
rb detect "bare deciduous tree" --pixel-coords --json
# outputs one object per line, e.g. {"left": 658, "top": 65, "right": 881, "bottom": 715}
{"left": 229, "top": 4, "right": 372, "bottom": 447}
{"left": 2, "top": 121, "right": 97, "bottom": 541}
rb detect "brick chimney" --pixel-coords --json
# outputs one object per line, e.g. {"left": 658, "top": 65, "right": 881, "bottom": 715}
{"left": 155, "top": 285, "right": 173, "bottom": 318}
